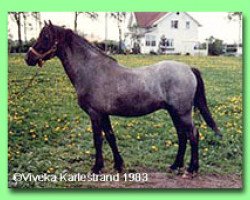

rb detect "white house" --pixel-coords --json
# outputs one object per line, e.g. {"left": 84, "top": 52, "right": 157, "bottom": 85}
{"left": 124, "top": 12, "right": 207, "bottom": 55}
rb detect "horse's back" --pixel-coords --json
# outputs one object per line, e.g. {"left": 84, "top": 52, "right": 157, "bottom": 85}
{"left": 134, "top": 60, "right": 197, "bottom": 113}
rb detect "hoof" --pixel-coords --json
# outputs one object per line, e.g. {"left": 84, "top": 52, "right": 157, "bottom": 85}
{"left": 178, "top": 167, "right": 185, "bottom": 174}
{"left": 91, "top": 165, "right": 104, "bottom": 174}
{"left": 181, "top": 170, "right": 198, "bottom": 179}
{"left": 91, "top": 169, "right": 101, "bottom": 174}
{"left": 114, "top": 157, "right": 124, "bottom": 173}
{"left": 114, "top": 165, "right": 124, "bottom": 173}
{"left": 167, "top": 166, "right": 177, "bottom": 174}
{"left": 167, "top": 166, "right": 185, "bottom": 175}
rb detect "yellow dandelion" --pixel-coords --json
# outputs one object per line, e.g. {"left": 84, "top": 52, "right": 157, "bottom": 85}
{"left": 44, "top": 135, "right": 48, "bottom": 141}
{"left": 47, "top": 167, "right": 55, "bottom": 173}
{"left": 153, "top": 124, "right": 162, "bottom": 128}
{"left": 137, "top": 135, "right": 141, "bottom": 140}
{"left": 165, "top": 140, "right": 172, "bottom": 146}
{"left": 201, "top": 123, "right": 207, "bottom": 129}
{"left": 127, "top": 123, "right": 133, "bottom": 127}
{"left": 55, "top": 126, "right": 60, "bottom": 132}
{"left": 62, "top": 126, "right": 69, "bottom": 131}
{"left": 86, "top": 127, "right": 92, "bottom": 132}
{"left": 85, "top": 150, "right": 90, "bottom": 154}
{"left": 227, "top": 122, "right": 232, "bottom": 127}
{"left": 151, "top": 145, "right": 158, "bottom": 152}
{"left": 200, "top": 134, "right": 205, "bottom": 140}
{"left": 126, "top": 134, "right": 132, "bottom": 139}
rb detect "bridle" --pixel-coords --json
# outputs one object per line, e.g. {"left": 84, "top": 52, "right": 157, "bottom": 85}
{"left": 28, "top": 40, "right": 58, "bottom": 67}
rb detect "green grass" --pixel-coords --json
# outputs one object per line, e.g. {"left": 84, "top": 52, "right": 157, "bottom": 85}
{"left": 8, "top": 54, "right": 242, "bottom": 188}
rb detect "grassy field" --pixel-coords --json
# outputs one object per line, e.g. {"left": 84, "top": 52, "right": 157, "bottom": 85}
{"left": 8, "top": 54, "right": 242, "bottom": 188}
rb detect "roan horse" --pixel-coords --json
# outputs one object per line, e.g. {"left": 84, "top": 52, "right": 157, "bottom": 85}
{"left": 25, "top": 21, "right": 221, "bottom": 178}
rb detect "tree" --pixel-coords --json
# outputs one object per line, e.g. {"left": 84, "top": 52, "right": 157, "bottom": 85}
{"left": 74, "top": 12, "right": 98, "bottom": 33}
{"left": 158, "top": 35, "right": 167, "bottom": 54}
{"left": 227, "top": 12, "right": 242, "bottom": 22}
{"left": 9, "top": 12, "right": 41, "bottom": 51}
{"left": 9, "top": 12, "right": 25, "bottom": 48}
{"left": 110, "top": 12, "right": 126, "bottom": 54}
{"left": 228, "top": 12, "right": 242, "bottom": 46}
{"left": 207, "top": 36, "right": 224, "bottom": 56}
{"left": 32, "top": 12, "right": 42, "bottom": 34}
{"left": 23, "top": 13, "right": 28, "bottom": 42}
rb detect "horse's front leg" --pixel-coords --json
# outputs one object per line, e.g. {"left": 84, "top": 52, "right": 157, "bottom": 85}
{"left": 102, "top": 115, "right": 124, "bottom": 172}
{"left": 89, "top": 111, "right": 104, "bottom": 174}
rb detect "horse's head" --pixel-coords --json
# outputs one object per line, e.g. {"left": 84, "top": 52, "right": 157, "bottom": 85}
{"left": 25, "top": 20, "right": 58, "bottom": 67}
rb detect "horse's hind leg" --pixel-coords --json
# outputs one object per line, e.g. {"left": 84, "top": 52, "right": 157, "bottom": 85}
{"left": 168, "top": 108, "right": 199, "bottom": 177}
{"left": 101, "top": 115, "right": 124, "bottom": 172}
{"left": 183, "top": 126, "right": 199, "bottom": 179}
{"left": 168, "top": 108, "right": 188, "bottom": 173}
{"left": 170, "top": 132, "right": 187, "bottom": 174}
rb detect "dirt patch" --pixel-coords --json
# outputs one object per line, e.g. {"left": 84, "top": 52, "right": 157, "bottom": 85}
{"left": 75, "top": 173, "right": 242, "bottom": 189}
{"left": 131, "top": 173, "right": 242, "bottom": 189}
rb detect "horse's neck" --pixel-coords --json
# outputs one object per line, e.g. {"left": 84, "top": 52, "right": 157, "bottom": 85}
{"left": 56, "top": 38, "right": 116, "bottom": 92}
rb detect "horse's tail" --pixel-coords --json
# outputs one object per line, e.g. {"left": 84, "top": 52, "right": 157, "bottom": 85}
{"left": 191, "top": 67, "right": 222, "bottom": 138}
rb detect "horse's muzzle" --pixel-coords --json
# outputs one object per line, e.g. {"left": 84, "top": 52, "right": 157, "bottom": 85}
{"left": 25, "top": 52, "right": 38, "bottom": 66}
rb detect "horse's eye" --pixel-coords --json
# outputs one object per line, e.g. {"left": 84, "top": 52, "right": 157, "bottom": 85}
{"left": 44, "top": 34, "right": 49, "bottom": 40}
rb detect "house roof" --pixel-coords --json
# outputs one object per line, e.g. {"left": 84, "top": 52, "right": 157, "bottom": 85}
{"left": 134, "top": 12, "right": 201, "bottom": 28}
{"left": 134, "top": 12, "right": 168, "bottom": 28}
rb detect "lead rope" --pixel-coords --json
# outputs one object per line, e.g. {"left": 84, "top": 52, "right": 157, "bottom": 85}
{"left": 8, "top": 68, "right": 40, "bottom": 131}
{"left": 11, "top": 68, "right": 40, "bottom": 99}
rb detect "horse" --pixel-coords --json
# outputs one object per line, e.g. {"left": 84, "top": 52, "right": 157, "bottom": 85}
{"left": 25, "top": 21, "right": 221, "bottom": 179}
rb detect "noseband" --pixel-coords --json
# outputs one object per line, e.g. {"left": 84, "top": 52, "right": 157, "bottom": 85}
{"left": 29, "top": 41, "right": 58, "bottom": 67}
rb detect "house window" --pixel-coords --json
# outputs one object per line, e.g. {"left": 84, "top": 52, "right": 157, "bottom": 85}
{"left": 186, "top": 21, "right": 190, "bottom": 29}
{"left": 145, "top": 35, "right": 156, "bottom": 46}
{"left": 166, "top": 39, "right": 174, "bottom": 47}
{"left": 171, "top": 20, "right": 178, "bottom": 29}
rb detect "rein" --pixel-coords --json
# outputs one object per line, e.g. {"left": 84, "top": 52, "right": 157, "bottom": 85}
{"left": 29, "top": 41, "right": 58, "bottom": 67}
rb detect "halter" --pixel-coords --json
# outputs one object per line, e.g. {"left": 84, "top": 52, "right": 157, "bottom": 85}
{"left": 29, "top": 40, "right": 58, "bottom": 67}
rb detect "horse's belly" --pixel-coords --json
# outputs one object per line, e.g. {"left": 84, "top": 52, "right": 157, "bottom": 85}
{"left": 110, "top": 106, "right": 163, "bottom": 117}
{"left": 109, "top": 95, "right": 166, "bottom": 117}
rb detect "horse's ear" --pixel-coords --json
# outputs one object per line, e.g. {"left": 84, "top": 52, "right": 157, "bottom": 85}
{"left": 49, "top": 20, "right": 53, "bottom": 26}
{"left": 44, "top": 20, "right": 48, "bottom": 26}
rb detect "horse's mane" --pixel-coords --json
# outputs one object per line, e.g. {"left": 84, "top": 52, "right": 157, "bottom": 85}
{"left": 63, "top": 27, "right": 117, "bottom": 62}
